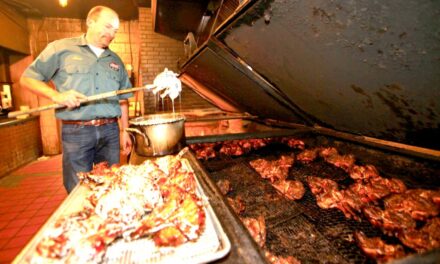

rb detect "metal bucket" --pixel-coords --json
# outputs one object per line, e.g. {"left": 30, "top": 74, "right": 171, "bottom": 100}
{"left": 126, "top": 113, "right": 186, "bottom": 157}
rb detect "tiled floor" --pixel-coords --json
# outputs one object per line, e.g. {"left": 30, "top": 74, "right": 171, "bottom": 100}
{"left": 0, "top": 155, "right": 67, "bottom": 264}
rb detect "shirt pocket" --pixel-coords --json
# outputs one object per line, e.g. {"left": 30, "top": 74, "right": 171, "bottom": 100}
{"left": 63, "top": 65, "right": 91, "bottom": 95}
{"left": 106, "top": 70, "right": 121, "bottom": 91}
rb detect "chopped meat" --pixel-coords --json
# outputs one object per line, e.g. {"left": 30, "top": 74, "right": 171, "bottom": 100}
{"left": 354, "top": 231, "right": 406, "bottom": 262}
{"left": 265, "top": 250, "right": 301, "bottom": 264}
{"left": 152, "top": 226, "right": 187, "bottom": 247}
{"left": 227, "top": 196, "right": 246, "bottom": 215}
{"left": 241, "top": 216, "right": 266, "bottom": 248}
{"left": 272, "top": 180, "right": 305, "bottom": 200}
{"left": 249, "top": 155, "right": 295, "bottom": 183}
{"left": 216, "top": 179, "right": 232, "bottom": 195}
{"left": 296, "top": 148, "right": 319, "bottom": 164}
{"left": 349, "top": 164, "right": 381, "bottom": 180}
{"left": 397, "top": 217, "right": 440, "bottom": 253}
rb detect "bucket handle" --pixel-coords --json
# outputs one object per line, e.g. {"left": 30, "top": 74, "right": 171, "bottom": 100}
{"left": 125, "top": 127, "right": 150, "bottom": 147}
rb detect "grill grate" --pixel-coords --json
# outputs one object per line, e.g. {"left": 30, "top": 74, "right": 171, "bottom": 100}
{"left": 197, "top": 135, "right": 439, "bottom": 263}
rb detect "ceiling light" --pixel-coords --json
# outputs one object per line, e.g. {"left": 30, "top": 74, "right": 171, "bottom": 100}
{"left": 59, "top": 0, "right": 68, "bottom": 7}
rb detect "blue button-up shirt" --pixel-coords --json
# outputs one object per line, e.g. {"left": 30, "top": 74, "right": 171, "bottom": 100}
{"left": 23, "top": 35, "right": 132, "bottom": 120}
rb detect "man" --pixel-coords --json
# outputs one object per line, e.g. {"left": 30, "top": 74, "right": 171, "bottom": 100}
{"left": 20, "top": 6, "right": 132, "bottom": 193}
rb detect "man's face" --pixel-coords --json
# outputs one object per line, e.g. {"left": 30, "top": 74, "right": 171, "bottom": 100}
{"left": 88, "top": 10, "right": 119, "bottom": 48}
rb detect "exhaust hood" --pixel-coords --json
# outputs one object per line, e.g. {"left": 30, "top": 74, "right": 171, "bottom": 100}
{"left": 178, "top": 0, "right": 439, "bottom": 150}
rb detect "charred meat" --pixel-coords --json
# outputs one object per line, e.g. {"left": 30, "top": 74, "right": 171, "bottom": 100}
{"left": 227, "top": 196, "right": 246, "bottom": 215}
{"left": 241, "top": 216, "right": 267, "bottom": 248}
{"left": 272, "top": 180, "right": 305, "bottom": 200}
{"left": 249, "top": 155, "right": 295, "bottom": 183}
{"left": 354, "top": 231, "right": 406, "bottom": 262}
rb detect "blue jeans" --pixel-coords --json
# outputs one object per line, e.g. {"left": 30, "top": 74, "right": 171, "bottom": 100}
{"left": 61, "top": 122, "right": 120, "bottom": 193}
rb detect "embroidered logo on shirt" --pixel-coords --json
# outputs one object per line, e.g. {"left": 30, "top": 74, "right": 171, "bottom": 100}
{"left": 109, "top": 62, "right": 120, "bottom": 71}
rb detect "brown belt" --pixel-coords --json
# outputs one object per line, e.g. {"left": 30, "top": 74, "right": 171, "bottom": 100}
{"left": 62, "top": 117, "right": 118, "bottom": 126}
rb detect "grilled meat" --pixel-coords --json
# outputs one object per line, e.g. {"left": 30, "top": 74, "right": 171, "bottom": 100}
{"left": 249, "top": 155, "right": 295, "bottom": 183}
{"left": 317, "top": 147, "right": 355, "bottom": 172}
{"left": 306, "top": 176, "right": 341, "bottom": 209}
{"left": 227, "top": 196, "right": 246, "bottom": 215}
{"left": 397, "top": 217, "right": 440, "bottom": 253}
{"left": 354, "top": 231, "right": 406, "bottom": 263}
{"left": 220, "top": 140, "right": 245, "bottom": 156}
{"left": 128, "top": 190, "right": 206, "bottom": 245}
{"left": 216, "top": 179, "right": 232, "bottom": 195}
{"left": 406, "top": 188, "right": 440, "bottom": 207}
{"left": 279, "top": 137, "right": 305, "bottom": 150}
{"left": 307, "top": 176, "right": 363, "bottom": 219}
{"left": 241, "top": 216, "right": 267, "bottom": 248}
{"left": 349, "top": 164, "right": 380, "bottom": 180}
{"left": 369, "top": 177, "right": 407, "bottom": 194}
{"left": 189, "top": 142, "right": 219, "bottom": 160}
{"left": 384, "top": 190, "right": 439, "bottom": 221}
{"left": 307, "top": 176, "right": 339, "bottom": 195}
{"left": 349, "top": 181, "right": 390, "bottom": 204}
{"left": 324, "top": 153, "right": 356, "bottom": 172}
{"left": 362, "top": 206, "right": 416, "bottom": 235}
{"left": 272, "top": 180, "right": 305, "bottom": 200}
{"left": 296, "top": 148, "right": 319, "bottom": 164}
{"left": 318, "top": 147, "right": 339, "bottom": 159}
{"left": 152, "top": 226, "right": 187, "bottom": 247}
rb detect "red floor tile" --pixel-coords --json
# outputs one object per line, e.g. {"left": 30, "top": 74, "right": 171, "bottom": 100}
{"left": 34, "top": 206, "right": 57, "bottom": 217}
{"left": 25, "top": 215, "right": 50, "bottom": 227}
{"left": 0, "top": 227, "right": 21, "bottom": 239}
{"left": 0, "top": 221, "right": 8, "bottom": 230}
{"left": 0, "top": 154, "right": 63, "bottom": 261}
{"left": 17, "top": 224, "right": 42, "bottom": 237}
{"left": 0, "top": 247, "right": 21, "bottom": 263}
{"left": 15, "top": 209, "right": 39, "bottom": 220}
{"left": 0, "top": 212, "right": 19, "bottom": 222}
{"left": 4, "top": 219, "right": 29, "bottom": 229}
{"left": 0, "top": 239, "right": 9, "bottom": 249}
{"left": 4, "top": 235, "right": 32, "bottom": 249}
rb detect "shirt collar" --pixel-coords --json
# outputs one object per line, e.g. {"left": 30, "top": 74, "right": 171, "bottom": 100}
{"left": 78, "top": 34, "right": 112, "bottom": 57}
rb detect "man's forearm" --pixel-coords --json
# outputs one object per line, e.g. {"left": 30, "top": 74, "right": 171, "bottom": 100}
{"left": 119, "top": 99, "right": 130, "bottom": 130}
{"left": 20, "top": 76, "right": 60, "bottom": 100}
{"left": 20, "top": 76, "right": 85, "bottom": 108}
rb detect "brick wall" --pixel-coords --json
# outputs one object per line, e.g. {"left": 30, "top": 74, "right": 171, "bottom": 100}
{"left": 138, "top": 8, "right": 216, "bottom": 114}
{"left": 0, "top": 118, "right": 42, "bottom": 178}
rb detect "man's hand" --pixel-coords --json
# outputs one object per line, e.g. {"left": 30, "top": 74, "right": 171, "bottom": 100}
{"left": 51, "top": 90, "right": 87, "bottom": 109}
{"left": 120, "top": 130, "right": 132, "bottom": 155}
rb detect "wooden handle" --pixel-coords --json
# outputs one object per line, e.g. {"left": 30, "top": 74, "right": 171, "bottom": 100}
{"left": 7, "top": 85, "right": 154, "bottom": 118}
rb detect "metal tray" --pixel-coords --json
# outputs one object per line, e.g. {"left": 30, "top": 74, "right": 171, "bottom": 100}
{"left": 13, "top": 158, "right": 231, "bottom": 264}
